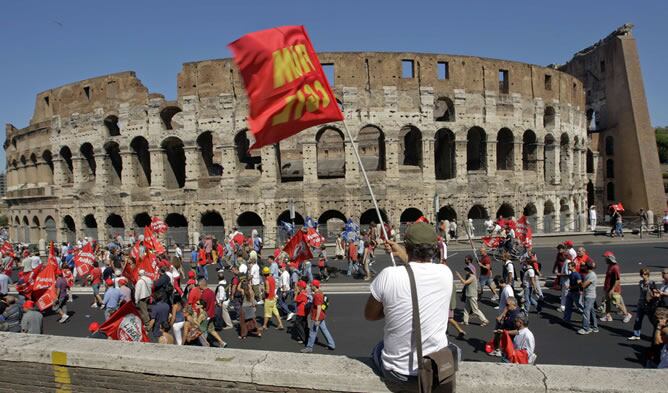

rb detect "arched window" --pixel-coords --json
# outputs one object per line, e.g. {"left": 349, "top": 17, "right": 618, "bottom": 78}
{"left": 543, "top": 106, "right": 556, "bottom": 129}
{"left": 605, "top": 136, "right": 614, "bottom": 156}
{"left": 277, "top": 210, "right": 305, "bottom": 226}
{"left": 496, "top": 128, "right": 514, "bottom": 170}
{"left": 606, "top": 159, "right": 614, "bottom": 178}
{"left": 197, "top": 131, "right": 222, "bottom": 177}
{"left": 467, "top": 205, "right": 488, "bottom": 219}
{"left": 522, "top": 130, "right": 537, "bottom": 171}
{"left": 104, "top": 115, "right": 120, "bottom": 136}
{"left": 496, "top": 203, "right": 515, "bottom": 219}
{"left": 401, "top": 126, "right": 422, "bottom": 167}
{"left": 435, "top": 128, "right": 456, "bottom": 180}
{"left": 42, "top": 150, "right": 54, "bottom": 183}
{"left": 44, "top": 216, "right": 57, "bottom": 243}
{"left": 437, "top": 206, "right": 457, "bottom": 221}
{"left": 201, "top": 211, "right": 225, "bottom": 240}
{"left": 80, "top": 143, "right": 96, "bottom": 179}
{"left": 466, "top": 127, "right": 486, "bottom": 171}
{"left": 161, "top": 137, "right": 186, "bottom": 189}
{"left": 165, "top": 213, "right": 188, "bottom": 246}
{"left": 523, "top": 203, "right": 538, "bottom": 217}
{"left": 83, "top": 214, "right": 98, "bottom": 240}
{"left": 106, "top": 214, "right": 125, "bottom": 239}
{"left": 63, "top": 215, "right": 76, "bottom": 243}
{"left": 317, "top": 210, "right": 347, "bottom": 241}
{"left": 434, "top": 97, "right": 455, "bottom": 122}
{"left": 358, "top": 125, "right": 385, "bottom": 171}
{"left": 586, "top": 149, "right": 594, "bottom": 173}
{"left": 316, "top": 127, "right": 345, "bottom": 179}
{"left": 134, "top": 212, "right": 151, "bottom": 228}
{"left": 130, "top": 136, "right": 151, "bottom": 187}
{"left": 104, "top": 142, "right": 123, "bottom": 185}
{"left": 235, "top": 130, "right": 261, "bottom": 170}
{"left": 544, "top": 134, "right": 556, "bottom": 182}
{"left": 400, "top": 208, "right": 424, "bottom": 223}
{"left": 160, "top": 106, "right": 182, "bottom": 130}
{"left": 606, "top": 182, "right": 615, "bottom": 201}
{"left": 360, "top": 208, "right": 388, "bottom": 226}
{"left": 236, "top": 212, "right": 264, "bottom": 237}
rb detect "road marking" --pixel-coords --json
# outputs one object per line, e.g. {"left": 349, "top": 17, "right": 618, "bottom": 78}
{"left": 51, "top": 351, "right": 72, "bottom": 393}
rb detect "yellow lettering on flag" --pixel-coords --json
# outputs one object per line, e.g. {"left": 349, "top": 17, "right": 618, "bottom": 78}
{"left": 273, "top": 47, "right": 303, "bottom": 88}
{"left": 313, "top": 81, "right": 331, "bottom": 108}
{"left": 294, "top": 44, "right": 315, "bottom": 73}
{"left": 303, "top": 84, "right": 319, "bottom": 113}
{"left": 271, "top": 95, "right": 296, "bottom": 126}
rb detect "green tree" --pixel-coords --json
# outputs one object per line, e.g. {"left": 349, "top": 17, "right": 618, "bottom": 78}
{"left": 657, "top": 127, "right": 668, "bottom": 163}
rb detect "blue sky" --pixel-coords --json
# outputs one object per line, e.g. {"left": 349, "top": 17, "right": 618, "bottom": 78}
{"left": 1, "top": 0, "right": 667, "bottom": 168}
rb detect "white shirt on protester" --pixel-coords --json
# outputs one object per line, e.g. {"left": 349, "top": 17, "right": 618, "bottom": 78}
{"left": 522, "top": 266, "right": 535, "bottom": 289}
{"left": 504, "top": 260, "right": 515, "bottom": 281}
{"left": 250, "top": 264, "right": 261, "bottom": 286}
{"left": 498, "top": 285, "right": 515, "bottom": 314}
{"left": 513, "top": 327, "right": 536, "bottom": 363}
{"left": 370, "top": 262, "right": 452, "bottom": 376}
{"left": 280, "top": 270, "right": 290, "bottom": 291}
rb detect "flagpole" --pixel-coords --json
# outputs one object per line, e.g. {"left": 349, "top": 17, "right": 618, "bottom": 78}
{"left": 340, "top": 121, "right": 397, "bottom": 267}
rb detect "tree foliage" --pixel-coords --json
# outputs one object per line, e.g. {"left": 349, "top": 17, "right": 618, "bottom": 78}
{"left": 657, "top": 127, "right": 668, "bottom": 163}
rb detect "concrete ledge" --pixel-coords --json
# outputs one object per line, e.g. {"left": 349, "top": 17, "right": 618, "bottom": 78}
{"left": 0, "top": 332, "right": 665, "bottom": 392}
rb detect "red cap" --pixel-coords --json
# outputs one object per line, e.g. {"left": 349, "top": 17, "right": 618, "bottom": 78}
{"left": 311, "top": 279, "right": 321, "bottom": 288}
{"left": 603, "top": 251, "right": 614, "bottom": 257}
{"left": 188, "top": 271, "right": 195, "bottom": 278}
{"left": 187, "top": 279, "right": 196, "bottom": 286}
{"left": 297, "top": 280, "right": 307, "bottom": 289}
{"left": 88, "top": 322, "right": 100, "bottom": 333}
{"left": 105, "top": 278, "right": 114, "bottom": 286}
{"left": 563, "top": 240, "right": 574, "bottom": 247}
{"left": 23, "top": 300, "right": 34, "bottom": 310}
{"left": 118, "top": 278, "right": 127, "bottom": 285}
{"left": 279, "top": 263, "right": 287, "bottom": 269}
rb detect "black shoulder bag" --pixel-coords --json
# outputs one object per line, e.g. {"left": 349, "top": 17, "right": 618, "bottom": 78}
{"left": 405, "top": 263, "right": 457, "bottom": 393}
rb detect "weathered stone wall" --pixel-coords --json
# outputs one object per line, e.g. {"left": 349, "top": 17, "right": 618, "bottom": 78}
{"left": 5, "top": 52, "right": 590, "bottom": 247}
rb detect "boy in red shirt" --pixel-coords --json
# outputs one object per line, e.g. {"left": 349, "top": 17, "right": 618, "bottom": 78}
{"left": 89, "top": 262, "right": 103, "bottom": 308}
{"left": 292, "top": 280, "right": 309, "bottom": 344}
{"left": 301, "top": 279, "right": 335, "bottom": 353}
{"left": 262, "top": 267, "right": 284, "bottom": 330}
{"left": 600, "top": 251, "right": 632, "bottom": 323}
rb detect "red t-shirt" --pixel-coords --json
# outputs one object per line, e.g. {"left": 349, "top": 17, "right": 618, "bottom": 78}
{"left": 91, "top": 268, "right": 102, "bottom": 285}
{"left": 348, "top": 243, "right": 358, "bottom": 262}
{"left": 265, "top": 276, "right": 276, "bottom": 300}
{"left": 295, "top": 291, "right": 308, "bottom": 316}
{"left": 311, "top": 292, "right": 326, "bottom": 321}
{"left": 604, "top": 264, "right": 621, "bottom": 293}
{"left": 480, "top": 255, "right": 492, "bottom": 276}
{"left": 187, "top": 287, "right": 202, "bottom": 307}
{"left": 200, "top": 288, "right": 216, "bottom": 319}
{"left": 198, "top": 249, "right": 207, "bottom": 266}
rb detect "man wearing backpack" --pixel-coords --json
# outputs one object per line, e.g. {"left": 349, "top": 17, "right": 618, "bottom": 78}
{"left": 301, "top": 279, "right": 335, "bottom": 353}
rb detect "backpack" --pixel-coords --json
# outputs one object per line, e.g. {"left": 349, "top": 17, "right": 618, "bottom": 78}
{"left": 321, "top": 294, "right": 330, "bottom": 311}
{"left": 503, "top": 261, "right": 520, "bottom": 282}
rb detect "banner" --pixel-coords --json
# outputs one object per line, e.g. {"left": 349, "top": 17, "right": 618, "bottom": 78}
{"left": 228, "top": 25, "right": 343, "bottom": 150}
{"left": 98, "top": 301, "right": 150, "bottom": 342}
{"left": 74, "top": 242, "right": 95, "bottom": 277}
{"left": 150, "top": 216, "right": 168, "bottom": 234}
{"left": 305, "top": 227, "right": 325, "bottom": 248}
{"left": 135, "top": 252, "right": 159, "bottom": 281}
{"left": 36, "top": 285, "right": 57, "bottom": 311}
{"left": 1, "top": 242, "right": 14, "bottom": 258}
{"left": 143, "top": 226, "right": 166, "bottom": 255}
{"left": 516, "top": 215, "right": 533, "bottom": 247}
{"left": 33, "top": 263, "right": 56, "bottom": 292}
{"left": 283, "top": 230, "right": 314, "bottom": 265}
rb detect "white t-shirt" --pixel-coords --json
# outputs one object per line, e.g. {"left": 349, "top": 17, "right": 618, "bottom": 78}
{"left": 280, "top": 270, "right": 290, "bottom": 291}
{"left": 438, "top": 241, "right": 447, "bottom": 262}
{"left": 513, "top": 328, "right": 536, "bottom": 362}
{"left": 175, "top": 247, "right": 183, "bottom": 259}
{"left": 567, "top": 248, "right": 577, "bottom": 261}
{"left": 370, "top": 262, "right": 452, "bottom": 376}
{"left": 250, "top": 264, "right": 261, "bottom": 285}
{"left": 504, "top": 260, "right": 515, "bottom": 281}
{"left": 498, "top": 285, "right": 515, "bottom": 313}
{"left": 522, "top": 266, "right": 535, "bottom": 289}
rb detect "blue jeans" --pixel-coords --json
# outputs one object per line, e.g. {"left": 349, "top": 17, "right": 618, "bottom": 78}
{"left": 614, "top": 222, "right": 623, "bottom": 237}
{"left": 582, "top": 297, "right": 598, "bottom": 331}
{"left": 524, "top": 286, "right": 538, "bottom": 313}
{"left": 196, "top": 265, "right": 208, "bottom": 281}
{"left": 306, "top": 320, "right": 335, "bottom": 349}
{"left": 563, "top": 291, "right": 580, "bottom": 322}
{"left": 632, "top": 306, "right": 651, "bottom": 337}
{"left": 371, "top": 341, "right": 418, "bottom": 389}
{"left": 304, "top": 262, "right": 314, "bottom": 283}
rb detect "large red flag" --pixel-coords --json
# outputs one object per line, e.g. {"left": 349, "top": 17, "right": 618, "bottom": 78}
{"left": 144, "top": 226, "right": 166, "bottom": 255}
{"left": 98, "top": 301, "right": 150, "bottom": 342}
{"left": 150, "top": 216, "right": 168, "bottom": 234}
{"left": 283, "top": 230, "right": 314, "bottom": 265}
{"left": 36, "top": 286, "right": 57, "bottom": 311}
{"left": 305, "top": 227, "right": 325, "bottom": 248}
{"left": 135, "top": 252, "right": 159, "bottom": 281}
{"left": 516, "top": 215, "right": 533, "bottom": 247}
{"left": 228, "top": 25, "right": 343, "bottom": 150}
{"left": 74, "top": 242, "right": 95, "bottom": 276}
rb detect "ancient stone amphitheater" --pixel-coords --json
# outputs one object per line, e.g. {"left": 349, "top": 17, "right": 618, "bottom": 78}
{"left": 5, "top": 26, "right": 663, "bottom": 248}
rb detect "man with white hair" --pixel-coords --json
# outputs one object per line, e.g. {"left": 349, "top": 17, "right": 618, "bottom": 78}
{"left": 135, "top": 269, "right": 153, "bottom": 326}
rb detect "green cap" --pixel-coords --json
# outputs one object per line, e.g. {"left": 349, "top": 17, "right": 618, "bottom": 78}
{"left": 404, "top": 222, "right": 438, "bottom": 246}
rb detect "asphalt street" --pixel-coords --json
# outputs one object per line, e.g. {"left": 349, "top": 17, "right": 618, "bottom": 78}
{"left": 36, "top": 239, "right": 667, "bottom": 369}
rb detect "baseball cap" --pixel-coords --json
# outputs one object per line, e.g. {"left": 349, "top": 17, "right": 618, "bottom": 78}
{"left": 312, "top": 279, "right": 321, "bottom": 288}
{"left": 563, "top": 240, "right": 574, "bottom": 247}
{"left": 602, "top": 251, "right": 615, "bottom": 258}
{"left": 238, "top": 264, "right": 248, "bottom": 274}
{"left": 88, "top": 322, "right": 100, "bottom": 333}
{"left": 105, "top": 278, "right": 114, "bottom": 286}
{"left": 23, "top": 300, "right": 34, "bottom": 310}
{"left": 188, "top": 271, "right": 196, "bottom": 278}
{"left": 297, "top": 280, "right": 307, "bottom": 289}
{"left": 262, "top": 266, "right": 270, "bottom": 275}
{"left": 404, "top": 222, "right": 438, "bottom": 246}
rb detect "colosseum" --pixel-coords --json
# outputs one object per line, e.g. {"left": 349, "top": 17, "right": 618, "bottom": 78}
{"left": 4, "top": 25, "right": 664, "bottom": 248}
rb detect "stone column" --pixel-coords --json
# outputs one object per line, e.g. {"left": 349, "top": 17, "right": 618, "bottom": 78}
{"left": 513, "top": 141, "right": 523, "bottom": 173}
{"left": 184, "top": 145, "right": 200, "bottom": 189}
{"left": 120, "top": 150, "right": 136, "bottom": 190}
{"left": 344, "top": 141, "right": 359, "bottom": 185}
{"left": 572, "top": 147, "right": 582, "bottom": 185}
{"left": 302, "top": 142, "right": 317, "bottom": 184}
{"left": 535, "top": 143, "right": 545, "bottom": 183}
{"left": 219, "top": 144, "right": 237, "bottom": 186}
{"left": 36, "top": 161, "right": 50, "bottom": 185}
{"left": 553, "top": 146, "right": 561, "bottom": 185}
{"left": 149, "top": 148, "right": 165, "bottom": 189}
{"left": 535, "top": 200, "right": 545, "bottom": 233}
{"left": 72, "top": 156, "right": 83, "bottom": 189}
{"left": 385, "top": 138, "right": 400, "bottom": 180}
{"left": 422, "top": 137, "right": 435, "bottom": 182}
{"left": 94, "top": 153, "right": 108, "bottom": 192}
{"left": 486, "top": 140, "right": 496, "bottom": 176}
{"left": 455, "top": 140, "right": 467, "bottom": 180}
{"left": 261, "top": 144, "right": 279, "bottom": 185}
{"left": 53, "top": 157, "right": 64, "bottom": 188}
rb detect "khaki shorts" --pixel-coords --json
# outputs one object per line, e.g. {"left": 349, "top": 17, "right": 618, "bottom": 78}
{"left": 609, "top": 292, "right": 623, "bottom": 305}
{"left": 263, "top": 298, "right": 278, "bottom": 318}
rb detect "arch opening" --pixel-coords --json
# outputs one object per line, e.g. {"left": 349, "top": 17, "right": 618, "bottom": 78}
{"left": 466, "top": 127, "right": 486, "bottom": 171}
{"left": 130, "top": 136, "right": 151, "bottom": 186}
{"left": 496, "top": 128, "right": 514, "bottom": 170}
{"left": 235, "top": 130, "right": 261, "bottom": 170}
{"left": 316, "top": 127, "right": 345, "bottom": 179}
{"left": 522, "top": 130, "right": 537, "bottom": 171}
{"left": 161, "top": 137, "right": 186, "bottom": 189}
{"left": 401, "top": 126, "right": 423, "bottom": 167}
{"left": 434, "top": 128, "right": 456, "bottom": 180}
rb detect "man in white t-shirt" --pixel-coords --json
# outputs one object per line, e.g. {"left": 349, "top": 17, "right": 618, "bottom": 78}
{"left": 508, "top": 315, "right": 536, "bottom": 364}
{"left": 249, "top": 259, "right": 262, "bottom": 303}
{"left": 365, "top": 222, "right": 455, "bottom": 390}
{"left": 494, "top": 276, "right": 515, "bottom": 314}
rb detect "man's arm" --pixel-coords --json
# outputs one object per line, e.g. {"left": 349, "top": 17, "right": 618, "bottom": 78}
{"left": 364, "top": 295, "right": 384, "bottom": 321}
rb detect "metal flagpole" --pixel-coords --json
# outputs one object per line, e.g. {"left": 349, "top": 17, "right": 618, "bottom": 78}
{"left": 340, "top": 121, "right": 397, "bottom": 266}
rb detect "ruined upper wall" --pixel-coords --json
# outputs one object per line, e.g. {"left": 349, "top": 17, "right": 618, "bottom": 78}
{"left": 178, "top": 52, "right": 585, "bottom": 109}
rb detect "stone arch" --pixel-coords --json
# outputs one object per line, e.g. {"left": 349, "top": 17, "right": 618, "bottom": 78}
{"left": 434, "top": 97, "right": 455, "bottom": 122}
{"left": 467, "top": 205, "right": 489, "bottom": 219}
{"left": 277, "top": 210, "right": 304, "bottom": 226}
{"left": 496, "top": 203, "right": 515, "bottom": 219}
{"left": 161, "top": 137, "right": 186, "bottom": 189}
{"left": 401, "top": 126, "right": 422, "bottom": 167}
{"left": 82, "top": 214, "right": 98, "bottom": 240}
{"left": 236, "top": 212, "right": 264, "bottom": 237}
{"left": 523, "top": 203, "right": 538, "bottom": 216}
{"left": 63, "top": 215, "right": 76, "bottom": 244}
{"left": 606, "top": 159, "right": 614, "bottom": 178}
{"left": 59, "top": 146, "right": 74, "bottom": 182}
{"left": 104, "top": 141, "right": 123, "bottom": 185}
{"left": 606, "top": 182, "right": 615, "bottom": 201}
{"left": 104, "top": 115, "right": 121, "bottom": 136}
{"left": 496, "top": 128, "right": 514, "bottom": 170}
{"left": 586, "top": 149, "right": 594, "bottom": 173}
{"left": 360, "top": 208, "right": 388, "bottom": 226}
{"left": 197, "top": 131, "right": 222, "bottom": 177}
{"left": 543, "top": 134, "right": 557, "bottom": 183}
{"left": 543, "top": 200, "right": 555, "bottom": 215}
{"left": 165, "top": 213, "right": 188, "bottom": 246}
{"left": 80, "top": 142, "right": 96, "bottom": 178}
{"left": 316, "top": 127, "right": 345, "bottom": 179}
{"left": 106, "top": 214, "right": 125, "bottom": 239}
{"left": 318, "top": 210, "right": 347, "bottom": 241}
{"left": 44, "top": 216, "right": 57, "bottom": 243}
{"left": 358, "top": 125, "right": 386, "bottom": 171}
{"left": 22, "top": 216, "right": 29, "bottom": 244}
{"left": 30, "top": 216, "right": 41, "bottom": 244}
{"left": 201, "top": 211, "right": 225, "bottom": 240}
{"left": 160, "top": 106, "right": 182, "bottom": 130}
{"left": 400, "top": 207, "right": 424, "bottom": 223}
{"left": 522, "top": 130, "right": 537, "bottom": 171}
{"left": 234, "top": 129, "right": 261, "bottom": 170}
{"left": 438, "top": 205, "right": 457, "bottom": 221}
{"left": 130, "top": 136, "right": 151, "bottom": 187}
{"left": 42, "top": 150, "right": 54, "bottom": 184}
{"left": 134, "top": 212, "right": 151, "bottom": 228}
{"left": 318, "top": 210, "right": 346, "bottom": 226}
{"left": 605, "top": 136, "right": 614, "bottom": 156}
{"left": 543, "top": 106, "right": 556, "bottom": 129}
{"left": 434, "top": 128, "right": 456, "bottom": 179}
{"left": 466, "top": 126, "right": 486, "bottom": 171}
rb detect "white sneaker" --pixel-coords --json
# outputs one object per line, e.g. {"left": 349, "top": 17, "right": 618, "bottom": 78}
{"left": 491, "top": 295, "right": 499, "bottom": 301}
{"left": 627, "top": 335, "right": 640, "bottom": 341}
{"left": 490, "top": 349, "right": 502, "bottom": 357}
{"left": 577, "top": 329, "right": 591, "bottom": 335}
{"left": 623, "top": 314, "right": 632, "bottom": 323}
{"left": 257, "top": 300, "right": 264, "bottom": 305}
{"left": 287, "top": 312, "right": 295, "bottom": 321}
{"left": 91, "top": 303, "right": 98, "bottom": 308}
{"left": 493, "top": 306, "right": 500, "bottom": 310}
{"left": 58, "top": 315, "right": 70, "bottom": 323}
{"left": 559, "top": 305, "right": 565, "bottom": 312}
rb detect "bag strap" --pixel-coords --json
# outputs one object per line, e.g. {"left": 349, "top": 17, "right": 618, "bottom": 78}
{"left": 405, "top": 263, "right": 424, "bottom": 393}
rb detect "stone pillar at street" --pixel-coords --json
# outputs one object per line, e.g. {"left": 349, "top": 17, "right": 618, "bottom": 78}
{"left": 120, "top": 150, "right": 136, "bottom": 190}
{"left": 149, "top": 148, "right": 165, "bottom": 189}
{"left": 183, "top": 145, "right": 200, "bottom": 189}
{"left": 302, "top": 142, "right": 317, "bottom": 184}
{"left": 486, "top": 140, "right": 496, "bottom": 176}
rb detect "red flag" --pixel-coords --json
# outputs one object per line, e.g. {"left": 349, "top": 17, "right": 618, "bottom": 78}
{"left": 232, "top": 232, "right": 245, "bottom": 246}
{"left": 516, "top": 216, "right": 533, "bottom": 247}
{"left": 500, "top": 330, "right": 529, "bottom": 364}
{"left": 144, "top": 226, "right": 166, "bottom": 255}
{"left": 130, "top": 241, "right": 141, "bottom": 262}
{"left": 228, "top": 25, "right": 343, "bottom": 150}
{"left": 136, "top": 252, "right": 159, "bottom": 281}
{"left": 74, "top": 242, "right": 96, "bottom": 277}
{"left": 36, "top": 285, "right": 57, "bottom": 311}
{"left": 305, "top": 227, "right": 325, "bottom": 248}
{"left": 1, "top": 242, "right": 15, "bottom": 258}
{"left": 283, "top": 230, "right": 314, "bottom": 265}
{"left": 415, "top": 216, "right": 430, "bottom": 223}
{"left": 150, "top": 216, "right": 168, "bottom": 234}
{"left": 98, "top": 301, "right": 150, "bottom": 342}
{"left": 122, "top": 260, "right": 138, "bottom": 283}
{"left": 33, "top": 263, "right": 56, "bottom": 292}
